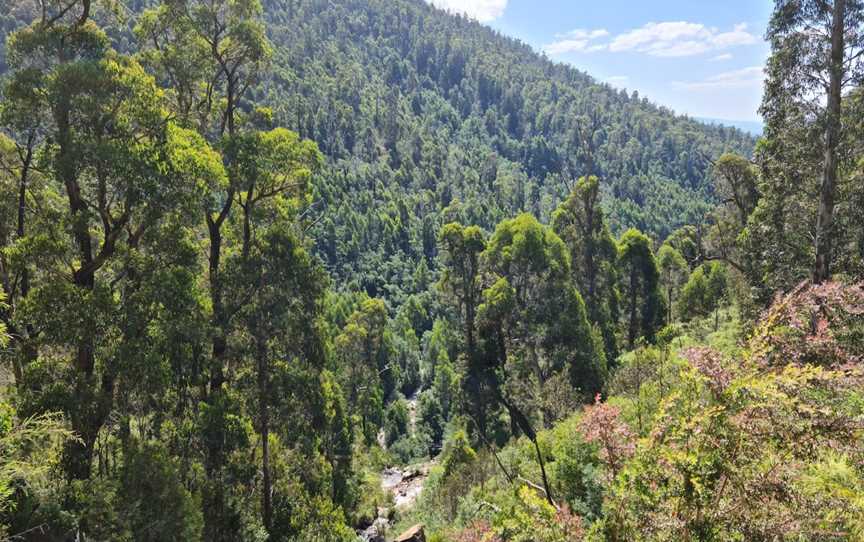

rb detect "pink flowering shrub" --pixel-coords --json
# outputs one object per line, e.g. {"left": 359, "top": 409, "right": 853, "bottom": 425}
{"left": 604, "top": 341, "right": 864, "bottom": 540}
{"left": 750, "top": 281, "right": 864, "bottom": 367}
{"left": 453, "top": 521, "right": 503, "bottom": 542}
{"left": 683, "top": 347, "right": 734, "bottom": 394}
{"left": 554, "top": 504, "right": 586, "bottom": 541}
{"left": 578, "top": 395, "right": 636, "bottom": 478}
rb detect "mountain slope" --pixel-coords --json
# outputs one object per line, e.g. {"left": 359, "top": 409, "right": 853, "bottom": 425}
{"left": 0, "top": 0, "right": 756, "bottom": 300}
{"left": 251, "top": 0, "right": 754, "bottom": 296}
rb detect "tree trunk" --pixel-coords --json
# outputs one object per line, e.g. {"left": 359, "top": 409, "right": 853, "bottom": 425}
{"left": 257, "top": 330, "right": 273, "bottom": 534}
{"left": 667, "top": 285, "right": 674, "bottom": 324}
{"left": 813, "top": 0, "right": 846, "bottom": 284}
{"left": 208, "top": 218, "right": 227, "bottom": 395}
{"left": 496, "top": 391, "right": 555, "bottom": 507}
{"left": 57, "top": 88, "right": 106, "bottom": 481}
{"left": 8, "top": 141, "right": 36, "bottom": 387}
{"left": 627, "top": 268, "right": 639, "bottom": 348}
{"left": 17, "top": 142, "right": 31, "bottom": 298}
{"left": 531, "top": 437, "right": 554, "bottom": 508}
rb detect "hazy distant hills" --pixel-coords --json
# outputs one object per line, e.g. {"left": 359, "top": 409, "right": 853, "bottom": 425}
{"left": 696, "top": 117, "right": 764, "bottom": 136}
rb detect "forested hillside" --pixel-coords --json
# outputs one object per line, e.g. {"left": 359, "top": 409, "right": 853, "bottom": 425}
{"left": 2, "top": 0, "right": 755, "bottom": 300}
{"left": 0, "top": 1, "right": 861, "bottom": 541}
{"left": 258, "top": 0, "right": 754, "bottom": 296}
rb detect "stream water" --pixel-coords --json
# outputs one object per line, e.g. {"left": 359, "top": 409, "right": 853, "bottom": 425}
{"left": 358, "top": 391, "right": 434, "bottom": 541}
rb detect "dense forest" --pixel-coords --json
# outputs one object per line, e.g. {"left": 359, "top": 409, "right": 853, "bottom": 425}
{"left": 0, "top": 0, "right": 862, "bottom": 541}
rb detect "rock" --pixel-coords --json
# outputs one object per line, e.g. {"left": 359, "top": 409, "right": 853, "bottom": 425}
{"left": 401, "top": 469, "right": 422, "bottom": 482}
{"left": 358, "top": 517, "right": 389, "bottom": 542}
{"left": 377, "top": 506, "right": 394, "bottom": 520}
{"left": 393, "top": 523, "right": 425, "bottom": 542}
{"left": 357, "top": 524, "right": 384, "bottom": 542}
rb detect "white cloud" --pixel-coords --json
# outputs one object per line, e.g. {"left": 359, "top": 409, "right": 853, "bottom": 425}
{"left": 427, "top": 0, "right": 508, "bottom": 22}
{"left": 544, "top": 21, "right": 757, "bottom": 58}
{"left": 710, "top": 53, "right": 734, "bottom": 62}
{"left": 673, "top": 66, "right": 764, "bottom": 91}
{"left": 713, "top": 23, "right": 757, "bottom": 48}
{"left": 557, "top": 29, "right": 611, "bottom": 40}
{"left": 543, "top": 29, "right": 609, "bottom": 55}
{"left": 609, "top": 21, "right": 757, "bottom": 57}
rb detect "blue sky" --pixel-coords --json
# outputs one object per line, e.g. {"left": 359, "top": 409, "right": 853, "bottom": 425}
{"left": 428, "top": 0, "right": 773, "bottom": 121}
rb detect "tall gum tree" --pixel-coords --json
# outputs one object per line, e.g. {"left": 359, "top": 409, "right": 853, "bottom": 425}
{"left": 762, "top": 0, "right": 864, "bottom": 283}
{"left": 438, "top": 222, "right": 487, "bottom": 433}
{"left": 552, "top": 176, "right": 621, "bottom": 361}
{"left": 136, "top": 0, "right": 271, "bottom": 398}
{"left": 476, "top": 213, "right": 605, "bottom": 506}
{"left": 618, "top": 229, "right": 664, "bottom": 349}
{"left": 2, "top": 0, "right": 220, "bottom": 480}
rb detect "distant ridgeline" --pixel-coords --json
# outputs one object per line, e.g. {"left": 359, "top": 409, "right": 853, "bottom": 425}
{"left": 0, "top": 0, "right": 756, "bottom": 299}
{"left": 695, "top": 117, "right": 764, "bottom": 137}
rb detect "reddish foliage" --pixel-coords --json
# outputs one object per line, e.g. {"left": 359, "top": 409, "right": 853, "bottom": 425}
{"left": 684, "top": 347, "right": 734, "bottom": 393}
{"left": 555, "top": 504, "right": 586, "bottom": 540}
{"left": 579, "top": 394, "right": 636, "bottom": 476}
{"left": 751, "top": 281, "right": 864, "bottom": 367}
{"left": 453, "top": 521, "right": 503, "bottom": 542}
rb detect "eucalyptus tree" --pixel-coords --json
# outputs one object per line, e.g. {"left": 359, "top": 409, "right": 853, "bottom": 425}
{"left": 2, "top": 0, "right": 221, "bottom": 481}
{"left": 438, "top": 222, "right": 488, "bottom": 433}
{"left": 761, "top": 0, "right": 864, "bottom": 284}
{"left": 552, "top": 176, "right": 621, "bottom": 361}
{"left": 0, "top": 59, "right": 49, "bottom": 335}
{"left": 477, "top": 213, "right": 604, "bottom": 505}
{"left": 657, "top": 244, "right": 689, "bottom": 325}
{"left": 135, "top": 5, "right": 287, "bottom": 535}
{"left": 226, "top": 124, "right": 323, "bottom": 534}
{"left": 238, "top": 224, "right": 328, "bottom": 533}
{"left": 136, "top": 0, "right": 271, "bottom": 398}
{"left": 334, "top": 297, "right": 390, "bottom": 444}
{"left": 618, "top": 229, "right": 664, "bottom": 349}
{"left": 701, "top": 153, "right": 759, "bottom": 283}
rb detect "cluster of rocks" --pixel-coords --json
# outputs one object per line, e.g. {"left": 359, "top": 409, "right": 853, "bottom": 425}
{"left": 358, "top": 452, "right": 432, "bottom": 541}
{"left": 357, "top": 507, "right": 424, "bottom": 542}
{"left": 357, "top": 507, "right": 392, "bottom": 542}
{"left": 381, "top": 465, "right": 429, "bottom": 508}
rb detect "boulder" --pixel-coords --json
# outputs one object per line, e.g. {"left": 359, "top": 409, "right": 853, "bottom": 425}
{"left": 393, "top": 524, "right": 425, "bottom": 542}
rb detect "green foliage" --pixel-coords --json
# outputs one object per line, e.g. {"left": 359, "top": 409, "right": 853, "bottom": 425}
{"left": 335, "top": 297, "right": 391, "bottom": 444}
{"left": 0, "top": 405, "right": 71, "bottom": 522}
{"left": 416, "top": 390, "right": 445, "bottom": 454}
{"left": 799, "top": 453, "right": 864, "bottom": 539}
{"left": 490, "top": 486, "right": 585, "bottom": 542}
{"left": 618, "top": 229, "right": 665, "bottom": 347}
{"left": 677, "top": 262, "right": 728, "bottom": 321}
{"left": 553, "top": 176, "right": 621, "bottom": 362}
{"left": 117, "top": 441, "right": 203, "bottom": 542}
{"left": 741, "top": 0, "right": 864, "bottom": 296}
{"left": 605, "top": 351, "right": 864, "bottom": 541}
{"left": 0, "top": 1, "right": 860, "bottom": 540}
{"left": 662, "top": 226, "right": 701, "bottom": 270}
{"left": 216, "top": 0, "right": 753, "bottom": 298}
{"left": 384, "top": 397, "right": 410, "bottom": 447}
{"left": 481, "top": 213, "right": 605, "bottom": 403}
{"left": 656, "top": 244, "right": 689, "bottom": 324}
{"left": 546, "top": 416, "right": 604, "bottom": 520}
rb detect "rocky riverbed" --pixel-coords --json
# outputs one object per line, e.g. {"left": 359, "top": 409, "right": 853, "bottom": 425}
{"left": 358, "top": 462, "right": 433, "bottom": 541}
{"left": 359, "top": 390, "right": 435, "bottom": 541}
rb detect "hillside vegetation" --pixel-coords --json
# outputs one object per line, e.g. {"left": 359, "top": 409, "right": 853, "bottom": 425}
{"left": 0, "top": 0, "right": 861, "bottom": 541}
